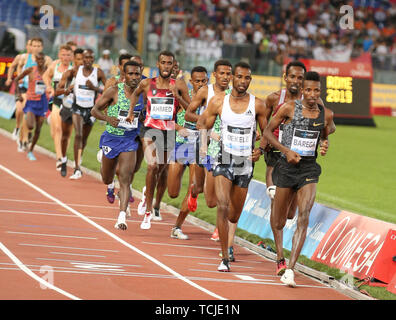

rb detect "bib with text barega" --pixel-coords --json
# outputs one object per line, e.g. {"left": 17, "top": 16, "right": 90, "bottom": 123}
{"left": 150, "top": 97, "right": 175, "bottom": 120}
{"left": 290, "top": 128, "right": 319, "bottom": 157}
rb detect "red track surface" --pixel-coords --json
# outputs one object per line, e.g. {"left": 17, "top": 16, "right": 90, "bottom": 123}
{"left": 0, "top": 131, "right": 352, "bottom": 300}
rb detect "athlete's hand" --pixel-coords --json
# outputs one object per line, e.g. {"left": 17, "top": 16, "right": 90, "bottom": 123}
{"left": 125, "top": 112, "right": 134, "bottom": 124}
{"left": 255, "top": 129, "right": 261, "bottom": 141}
{"left": 107, "top": 116, "right": 119, "bottom": 128}
{"left": 319, "top": 139, "right": 329, "bottom": 156}
{"left": 5, "top": 79, "right": 12, "bottom": 87}
{"left": 210, "top": 131, "right": 220, "bottom": 141}
{"left": 250, "top": 148, "right": 261, "bottom": 162}
{"left": 199, "top": 143, "right": 208, "bottom": 159}
{"left": 169, "top": 82, "right": 178, "bottom": 98}
{"left": 86, "top": 80, "right": 96, "bottom": 90}
{"left": 46, "top": 87, "right": 54, "bottom": 97}
{"left": 285, "top": 150, "right": 301, "bottom": 164}
{"left": 177, "top": 128, "right": 190, "bottom": 137}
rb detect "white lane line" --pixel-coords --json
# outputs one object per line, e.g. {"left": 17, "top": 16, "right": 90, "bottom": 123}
{"left": 142, "top": 241, "right": 219, "bottom": 251}
{"left": 0, "top": 164, "right": 226, "bottom": 300}
{"left": 35, "top": 257, "right": 141, "bottom": 268}
{"left": 6, "top": 231, "right": 96, "bottom": 240}
{"left": 0, "top": 198, "right": 122, "bottom": 210}
{"left": 234, "top": 274, "right": 258, "bottom": 281}
{"left": 0, "top": 241, "right": 81, "bottom": 300}
{"left": 164, "top": 254, "right": 264, "bottom": 265}
{"left": 19, "top": 243, "right": 119, "bottom": 253}
{"left": 50, "top": 252, "right": 106, "bottom": 258}
{"left": 198, "top": 262, "right": 254, "bottom": 269}
{"left": 190, "top": 268, "right": 279, "bottom": 278}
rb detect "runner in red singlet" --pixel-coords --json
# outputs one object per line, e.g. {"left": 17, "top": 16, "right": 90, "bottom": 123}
{"left": 126, "top": 50, "right": 191, "bottom": 230}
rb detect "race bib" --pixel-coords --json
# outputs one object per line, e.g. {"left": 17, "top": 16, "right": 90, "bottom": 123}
{"left": 223, "top": 125, "right": 252, "bottom": 157}
{"left": 117, "top": 110, "right": 140, "bottom": 130}
{"left": 35, "top": 81, "right": 46, "bottom": 95}
{"left": 290, "top": 128, "right": 319, "bottom": 156}
{"left": 76, "top": 84, "right": 95, "bottom": 106}
{"left": 62, "top": 93, "right": 74, "bottom": 109}
{"left": 278, "top": 123, "right": 284, "bottom": 143}
{"left": 150, "top": 97, "right": 175, "bottom": 120}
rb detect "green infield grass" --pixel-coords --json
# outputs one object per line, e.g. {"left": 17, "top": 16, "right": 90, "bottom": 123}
{"left": 0, "top": 115, "right": 395, "bottom": 300}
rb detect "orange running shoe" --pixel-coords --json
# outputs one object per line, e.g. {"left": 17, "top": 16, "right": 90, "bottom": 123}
{"left": 276, "top": 258, "right": 287, "bottom": 276}
{"left": 187, "top": 189, "right": 198, "bottom": 212}
{"left": 211, "top": 228, "right": 219, "bottom": 241}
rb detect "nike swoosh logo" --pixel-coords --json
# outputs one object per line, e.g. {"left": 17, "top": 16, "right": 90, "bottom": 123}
{"left": 166, "top": 92, "right": 173, "bottom": 96}
{"left": 313, "top": 123, "right": 323, "bottom": 127}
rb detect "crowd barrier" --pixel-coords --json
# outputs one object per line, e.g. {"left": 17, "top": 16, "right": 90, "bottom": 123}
{"left": 239, "top": 179, "right": 396, "bottom": 293}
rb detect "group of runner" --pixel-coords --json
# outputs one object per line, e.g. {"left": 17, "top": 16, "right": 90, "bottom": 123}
{"left": 6, "top": 41, "right": 336, "bottom": 287}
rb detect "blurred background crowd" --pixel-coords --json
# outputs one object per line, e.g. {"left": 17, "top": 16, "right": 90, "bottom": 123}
{"left": 0, "top": 0, "right": 395, "bottom": 80}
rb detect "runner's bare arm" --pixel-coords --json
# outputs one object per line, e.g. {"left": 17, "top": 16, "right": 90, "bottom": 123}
{"left": 319, "top": 107, "right": 335, "bottom": 156}
{"left": 14, "top": 67, "right": 32, "bottom": 98}
{"left": 253, "top": 98, "right": 268, "bottom": 161}
{"left": 43, "top": 64, "right": 55, "bottom": 96}
{"left": 197, "top": 94, "right": 222, "bottom": 130}
{"left": 174, "top": 78, "right": 191, "bottom": 110}
{"left": 91, "top": 86, "right": 118, "bottom": 126}
{"left": 185, "top": 85, "right": 207, "bottom": 123}
{"left": 5, "top": 54, "right": 21, "bottom": 86}
{"left": 264, "top": 100, "right": 301, "bottom": 164}
{"left": 126, "top": 78, "right": 149, "bottom": 122}
{"left": 104, "top": 77, "right": 117, "bottom": 91}
{"left": 55, "top": 70, "right": 73, "bottom": 97}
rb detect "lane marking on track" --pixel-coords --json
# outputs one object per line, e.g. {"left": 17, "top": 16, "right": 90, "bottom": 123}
{"left": 234, "top": 274, "right": 259, "bottom": 281}
{"left": 189, "top": 268, "right": 280, "bottom": 278}
{"left": 142, "top": 241, "right": 219, "bottom": 251}
{"left": 0, "top": 198, "right": 122, "bottom": 210}
{"left": 0, "top": 164, "right": 227, "bottom": 300}
{"left": 198, "top": 262, "right": 254, "bottom": 269}
{"left": 35, "top": 257, "right": 142, "bottom": 268}
{"left": 6, "top": 231, "right": 97, "bottom": 240}
{"left": 0, "top": 241, "right": 81, "bottom": 300}
{"left": 164, "top": 254, "right": 264, "bottom": 265}
{"left": 50, "top": 252, "right": 106, "bottom": 258}
{"left": 19, "top": 243, "right": 119, "bottom": 253}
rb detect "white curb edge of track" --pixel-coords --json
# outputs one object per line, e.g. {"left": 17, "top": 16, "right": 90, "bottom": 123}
{"left": 0, "top": 128, "right": 375, "bottom": 300}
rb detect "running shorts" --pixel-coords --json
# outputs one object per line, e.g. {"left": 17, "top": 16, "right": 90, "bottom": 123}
{"left": 23, "top": 94, "right": 48, "bottom": 117}
{"left": 99, "top": 131, "right": 139, "bottom": 159}
{"left": 272, "top": 157, "right": 321, "bottom": 190}
{"left": 72, "top": 104, "right": 95, "bottom": 126}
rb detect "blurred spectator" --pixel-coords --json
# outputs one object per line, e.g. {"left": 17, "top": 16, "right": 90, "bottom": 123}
{"left": 68, "top": 12, "right": 84, "bottom": 31}
{"left": 31, "top": 7, "right": 41, "bottom": 26}
{"left": 98, "top": 50, "right": 114, "bottom": 78}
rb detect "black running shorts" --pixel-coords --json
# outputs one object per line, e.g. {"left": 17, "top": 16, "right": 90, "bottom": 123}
{"left": 272, "top": 157, "right": 321, "bottom": 190}
{"left": 60, "top": 106, "right": 73, "bottom": 124}
{"left": 212, "top": 162, "right": 253, "bottom": 189}
{"left": 264, "top": 147, "right": 282, "bottom": 167}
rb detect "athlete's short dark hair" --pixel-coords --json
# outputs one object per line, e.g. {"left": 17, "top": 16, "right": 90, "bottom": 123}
{"left": 191, "top": 66, "right": 207, "bottom": 76}
{"left": 157, "top": 50, "right": 175, "bottom": 61}
{"left": 119, "top": 53, "right": 132, "bottom": 65}
{"left": 285, "top": 60, "right": 307, "bottom": 75}
{"left": 123, "top": 60, "right": 142, "bottom": 72}
{"left": 304, "top": 71, "right": 320, "bottom": 82}
{"left": 214, "top": 59, "right": 232, "bottom": 72}
{"left": 74, "top": 48, "right": 84, "bottom": 56}
{"left": 233, "top": 61, "right": 251, "bottom": 75}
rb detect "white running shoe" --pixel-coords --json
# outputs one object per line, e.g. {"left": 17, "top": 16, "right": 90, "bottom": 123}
{"left": 152, "top": 208, "right": 162, "bottom": 221}
{"left": 69, "top": 169, "right": 82, "bottom": 180}
{"left": 171, "top": 227, "right": 189, "bottom": 240}
{"left": 114, "top": 211, "right": 127, "bottom": 230}
{"left": 217, "top": 259, "right": 230, "bottom": 272}
{"left": 12, "top": 127, "right": 19, "bottom": 141}
{"left": 280, "top": 269, "right": 297, "bottom": 287}
{"left": 140, "top": 211, "right": 152, "bottom": 230}
{"left": 137, "top": 186, "right": 147, "bottom": 216}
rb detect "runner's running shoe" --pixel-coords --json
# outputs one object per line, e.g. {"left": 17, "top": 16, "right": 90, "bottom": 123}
{"left": 137, "top": 186, "right": 146, "bottom": 215}
{"left": 56, "top": 159, "right": 62, "bottom": 171}
{"left": 107, "top": 187, "right": 115, "bottom": 203}
{"left": 152, "top": 207, "right": 162, "bottom": 221}
{"left": 12, "top": 127, "right": 19, "bottom": 141}
{"left": 280, "top": 269, "right": 296, "bottom": 287}
{"left": 187, "top": 189, "right": 197, "bottom": 212}
{"left": 219, "top": 247, "right": 235, "bottom": 262}
{"left": 140, "top": 211, "right": 152, "bottom": 230}
{"left": 69, "top": 169, "right": 82, "bottom": 180}
{"left": 171, "top": 227, "right": 189, "bottom": 240}
{"left": 276, "top": 258, "right": 287, "bottom": 276}
{"left": 114, "top": 211, "right": 127, "bottom": 230}
{"left": 211, "top": 228, "right": 219, "bottom": 241}
{"left": 27, "top": 151, "right": 36, "bottom": 161}
{"left": 217, "top": 259, "right": 230, "bottom": 272}
{"left": 60, "top": 162, "right": 67, "bottom": 177}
